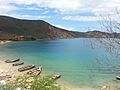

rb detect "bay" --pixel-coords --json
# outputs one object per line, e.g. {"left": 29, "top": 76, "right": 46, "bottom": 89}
{"left": 0, "top": 38, "right": 119, "bottom": 89}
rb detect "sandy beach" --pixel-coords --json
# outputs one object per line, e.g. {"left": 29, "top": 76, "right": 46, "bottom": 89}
{"left": 0, "top": 58, "right": 96, "bottom": 90}
{"left": 59, "top": 79, "right": 119, "bottom": 90}
{"left": 60, "top": 84, "right": 96, "bottom": 90}
{"left": 0, "top": 40, "right": 12, "bottom": 44}
{"left": 0, "top": 59, "right": 26, "bottom": 83}
{"left": 0, "top": 55, "right": 117, "bottom": 90}
{"left": 0, "top": 59, "right": 117, "bottom": 90}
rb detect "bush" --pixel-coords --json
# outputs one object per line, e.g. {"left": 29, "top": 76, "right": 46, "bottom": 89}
{"left": 0, "top": 75, "right": 62, "bottom": 90}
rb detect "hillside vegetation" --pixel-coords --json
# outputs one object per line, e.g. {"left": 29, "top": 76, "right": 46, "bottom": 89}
{"left": 0, "top": 16, "right": 119, "bottom": 41}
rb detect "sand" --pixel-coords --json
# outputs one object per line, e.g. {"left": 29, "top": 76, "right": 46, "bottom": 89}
{"left": 61, "top": 85, "right": 96, "bottom": 90}
{"left": 0, "top": 59, "right": 96, "bottom": 90}
{"left": 0, "top": 40, "right": 12, "bottom": 44}
{"left": 0, "top": 59, "right": 25, "bottom": 82}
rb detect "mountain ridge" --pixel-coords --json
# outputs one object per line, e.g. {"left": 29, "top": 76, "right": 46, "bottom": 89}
{"left": 0, "top": 15, "right": 119, "bottom": 41}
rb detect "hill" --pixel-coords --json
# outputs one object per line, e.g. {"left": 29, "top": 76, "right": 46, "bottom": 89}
{"left": 0, "top": 15, "right": 119, "bottom": 41}
{"left": 0, "top": 16, "right": 75, "bottom": 40}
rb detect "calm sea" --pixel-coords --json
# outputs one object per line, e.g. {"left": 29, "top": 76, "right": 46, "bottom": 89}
{"left": 0, "top": 38, "right": 119, "bottom": 89}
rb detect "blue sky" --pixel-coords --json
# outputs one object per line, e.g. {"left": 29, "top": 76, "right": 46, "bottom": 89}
{"left": 0, "top": 0, "right": 120, "bottom": 32}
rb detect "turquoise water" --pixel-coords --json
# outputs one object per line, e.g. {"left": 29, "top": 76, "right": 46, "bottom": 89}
{"left": 0, "top": 38, "right": 119, "bottom": 89}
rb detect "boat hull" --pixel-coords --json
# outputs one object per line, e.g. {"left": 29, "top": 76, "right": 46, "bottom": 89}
{"left": 13, "top": 62, "right": 24, "bottom": 66}
{"left": 27, "top": 67, "right": 42, "bottom": 76}
{"left": 5, "top": 59, "right": 20, "bottom": 63}
{"left": 52, "top": 74, "right": 61, "bottom": 80}
{"left": 116, "top": 76, "right": 120, "bottom": 80}
{"left": 18, "top": 65, "right": 35, "bottom": 72}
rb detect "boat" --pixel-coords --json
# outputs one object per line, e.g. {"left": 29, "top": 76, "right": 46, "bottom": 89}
{"left": 116, "top": 76, "right": 120, "bottom": 80}
{"left": 18, "top": 65, "right": 35, "bottom": 72}
{"left": 27, "top": 67, "right": 42, "bottom": 76}
{"left": 5, "top": 58, "right": 20, "bottom": 63}
{"left": 52, "top": 73, "right": 61, "bottom": 80}
{"left": 12, "top": 62, "right": 24, "bottom": 66}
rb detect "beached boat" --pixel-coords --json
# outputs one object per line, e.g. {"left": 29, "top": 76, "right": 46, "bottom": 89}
{"left": 27, "top": 67, "right": 42, "bottom": 76}
{"left": 116, "top": 76, "right": 120, "bottom": 80}
{"left": 5, "top": 58, "right": 20, "bottom": 63}
{"left": 52, "top": 73, "right": 61, "bottom": 80}
{"left": 12, "top": 62, "right": 24, "bottom": 66}
{"left": 18, "top": 65, "right": 35, "bottom": 72}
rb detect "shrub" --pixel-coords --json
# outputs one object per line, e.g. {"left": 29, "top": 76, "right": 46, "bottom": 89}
{"left": 0, "top": 75, "right": 61, "bottom": 90}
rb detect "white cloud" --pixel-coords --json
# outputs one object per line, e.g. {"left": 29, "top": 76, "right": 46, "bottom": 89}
{"left": 62, "top": 16, "right": 102, "bottom": 21}
{"left": 0, "top": 1, "right": 51, "bottom": 19}
{"left": 62, "top": 15, "right": 120, "bottom": 22}
{"left": 54, "top": 24, "right": 77, "bottom": 31}
{"left": 21, "top": 7, "right": 41, "bottom": 11}
{"left": 13, "top": 14, "right": 51, "bottom": 19}
{"left": 0, "top": 0, "right": 120, "bottom": 21}
{"left": 0, "top": 13, "right": 51, "bottom": 19}
{"left": 42, "top": 10, "right": 50, "bottom": 14}
{"left": 0, "top": 3, "right": 18, "bottom": 14}
{"left": 44, "top": 0, "right": 81, "bottom": 13}
{"left": 0, "top": 0, "right": 120, "bottom": 14}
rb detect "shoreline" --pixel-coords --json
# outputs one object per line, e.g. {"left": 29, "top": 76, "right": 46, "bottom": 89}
{"left": 0, "top": 58, "right": 95, "bottom": 90}
{"left": 0, "top": 55, "right": 119, "bottom": 90}
{"left": 58, "top": 80, "right": 96, "bottom": 90}
{"left": 0, "top": 59, "right": 26, "bottom": 80}
{"left": 0, "top": 40, "right": 12, "bottom": 44}
{"left": 0, "top": 58, "right": 119, "bottom": 90}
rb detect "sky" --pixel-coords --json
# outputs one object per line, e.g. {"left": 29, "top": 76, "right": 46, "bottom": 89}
{"left": 0, "top": 0, "right": 120, "bottom": 32}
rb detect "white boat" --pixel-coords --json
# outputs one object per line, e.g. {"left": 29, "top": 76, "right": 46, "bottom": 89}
{"left": 116, "top": 76, "right": 120, "bottom": 80}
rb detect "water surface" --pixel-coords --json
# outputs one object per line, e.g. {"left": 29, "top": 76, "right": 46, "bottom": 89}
{"left": 0, "top": 38, "right": 119, "bottom": 89}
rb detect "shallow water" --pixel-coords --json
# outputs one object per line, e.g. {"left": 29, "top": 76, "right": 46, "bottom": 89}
{"left": 0, "top": 38, "right": 119, "bottom": 89}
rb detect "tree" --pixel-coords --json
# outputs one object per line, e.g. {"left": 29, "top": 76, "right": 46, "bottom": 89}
{"left": 93, "top": 10, "right": 120, "bottom": 90}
